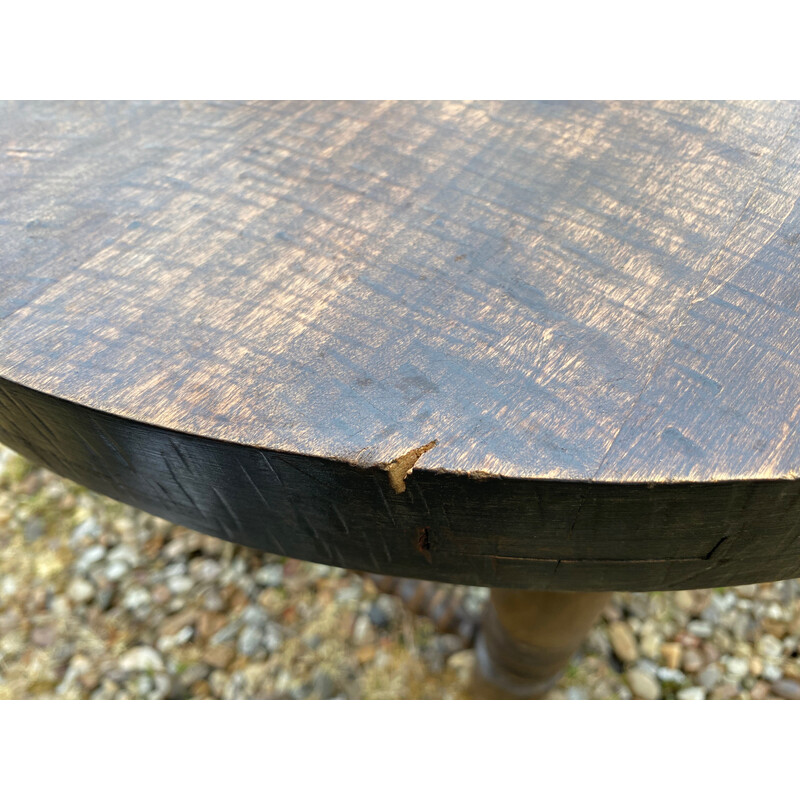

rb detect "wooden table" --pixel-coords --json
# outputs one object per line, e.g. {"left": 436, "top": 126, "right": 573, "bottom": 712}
{"left": 2, "top": 101, "right": 800, "bottom": 697}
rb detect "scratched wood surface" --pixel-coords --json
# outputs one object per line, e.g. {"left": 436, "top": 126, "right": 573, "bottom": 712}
{"left": 2, "top": 100, "right": 800, "bottom": 590}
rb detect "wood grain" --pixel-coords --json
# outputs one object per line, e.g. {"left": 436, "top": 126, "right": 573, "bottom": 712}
{"left": 3, "top": 101, "right": 800, "bottom": 589}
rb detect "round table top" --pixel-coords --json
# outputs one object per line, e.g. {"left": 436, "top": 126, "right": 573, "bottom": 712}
{"left": 2, "top": 100, "right": 800, "bottom": 591}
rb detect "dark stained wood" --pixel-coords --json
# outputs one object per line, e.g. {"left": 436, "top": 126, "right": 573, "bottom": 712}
{"left": 4, "top": 376, "right": 800, "bottom": 590}
{"left": 3, "top": 101, "right": 800, "bottom": 590}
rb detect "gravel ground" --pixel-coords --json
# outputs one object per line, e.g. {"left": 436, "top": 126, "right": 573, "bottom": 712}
{"left": 2, "top": 443, "right": 800, "bottom": 700}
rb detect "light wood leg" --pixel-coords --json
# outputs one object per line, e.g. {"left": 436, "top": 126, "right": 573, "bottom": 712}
{"left": 469, "top": 588, "right": 611, "bottom": 699}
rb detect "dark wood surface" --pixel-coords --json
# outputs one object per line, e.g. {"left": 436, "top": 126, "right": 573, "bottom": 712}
{"left": 3, "top": 100, "right": 800, "bottom": 590}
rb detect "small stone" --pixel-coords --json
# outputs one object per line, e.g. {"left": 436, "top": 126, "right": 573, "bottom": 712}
{"left": 763, "top": 663, "right": 783, "bottom": 682}
{"left": 750, "top": 681, "right": 770, "bottom": 700}
{"left": 730, "top": 614, "right": 750, "bottom": 640}
{"left": 725, "top": 656, "right": 749, "bottom": 679}
{"left": 639, "top": 632, "right": 661, "bottom": 661}
{"left": 158, "top": 626, "right": 193, "bottom": 651}
{"left": 687, "top": 620, "right": 713, "bottom": 639}
{"left": 733, "top": 641, "right": 752, "bottom": 659}
{"left": 312, "top": 669, "right": 337, "bottom": 699}
{"left": 209, "top": 670, "right": 228, "bottom": 698}
{"left": 710, "top": 682, "right": 739, "bottom": 700}
{"left": 31, "top": 626, "right": 57, "bottom": 647}
{"left": 67, "top": 577, "right": 95, "bottom": 604}
{"left": 634, "top": 658, "right": 659, "bottom": 678}
{"left": 656, "top": 666, "right": 685, "bottom": 684}
{"left": 674, "top": 591, "right": 695, "bottom": 612}
{"left": 71, "top": 517, "right": 101, "bottom": 544}
{"left": 105, "top": 561, "right": 129, "bottom": 581}
{"left": 202, "top": 588, "right": 225, "bottom": 612}
{"left": 178, "top": 664, "right": 210, "bottom": 687}
{"left": 771, "top": 679, "right": 800, "bottom": 700}
{"left": 448, "top": 649, "right": 476, "bottom": 680}
{"left": 765, "top": 602, "right": 785, "bottom": 621}
{"left": 237, "top": 625, "right": 263, "bottom": 657}
{"left": 151, "top": 584, "right": 170, "bottom": 605}
{"left": 254, "top": 564, "right": 283, "bottom": 587}
{"left": 660, "top": 642, "right": 682, "bottom": 670}
{"left": 119, "top": 646, "right": 164, "bottom": 672}
{"left": 24, "top": 518, "right": 45, "bottom": 542}
{"left": 263, "top": 622, "right": 283, "bottom": 652}
{"left": 749, "top": 657, "right": 763, "bottom": 677}
{"left": 712, "top": 629, "right": 733, "bottom": 650}
{"left": 352, "top": 615, "right": 375, "bottom": 646}
{"left": 204, "top": 644, "right": 235, "bottom": 669}
{"left": 191, "top": 559, "right": 222, "bottom": 582}
{"left": 566, "top": 686, "right": 588, "bottom": 700}
{"left": 627, "top": 668, "right": 661, "bottom": 700}
{"left": 677, "top": 686, "right": 706, "bottom": 700}
{"left": 698, "top": 664, "right": 723, "bottom": 690}
{"left": 210, "top": 620, "right": 241, "bottom": 645}
{"left": 682, "top": 648, "right": 703, "bottom": 674}
{"left": 608, "top": 621, "right": 638, "bottom": 663}
{"left": 584, "top": 628, "right": 611, "bottom": 657}
{"left": 123, "top": 586, "right": 151, "bottom": 611}
{"left": 368, "top": 595, "right": 396, "bottom": 628}
{"left": 241, "top": 605, "right": 269, "bottom": 627}
{"left": 107, "top": 544, "right": 138, "bottom": 566}
{"left": 756, "top": 634, "right": 783, "bottom": 660}
{"left": 76, "top": 544, "right": 106, "bottom": 573}
{"left": 712, "top": 591, "right": 737, "bottom": 614}
{"left": 167, "top": 575, "right": 194, "bottom": 595}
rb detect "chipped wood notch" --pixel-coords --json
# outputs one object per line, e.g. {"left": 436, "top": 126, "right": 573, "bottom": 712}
{"left": 385, "top": 440, "right": 437, "bottom": 493}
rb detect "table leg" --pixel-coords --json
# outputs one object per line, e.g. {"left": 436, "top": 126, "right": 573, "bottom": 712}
{"left": 469, "top": 588, "right": 612, "bottom": 699}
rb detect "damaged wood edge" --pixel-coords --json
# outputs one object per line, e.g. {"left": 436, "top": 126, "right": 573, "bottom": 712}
{"left": 384, "top": 440, "right": 438, "bottom": 494}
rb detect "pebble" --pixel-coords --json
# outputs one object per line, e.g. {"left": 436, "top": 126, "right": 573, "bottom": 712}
{"left": 677, "top": 686, "right": 706, "bottom": 700}
{"left": 105, "top": 560, "right": 129, "bottom": 582}
{"left": 122, "top": 586, "right": 151, "bottom": 610}
{"left": 312, "top": 669, "right": 337, "bottom": 699}
{"left": 627, "top": 668, "right": 661, "bottom": 700}
{"left": 448, "top": 649, "right": 476, "bottom": 680}
{"left": 352, "top": 615, "right": 375, "bottom": 646}
{"left": 118, "top": 646, "right": 164, "bottom": 672}
{"left": 687, "top": 620, "right": 713, "bottom": 639}
{"left": 710, "top": 682, "right": 739, "bottom": 700}
{"left": 771, "top": 679, "right": 800, "bottom": 699}
{"left": 656, "top": 667, "right": 685, "bottom": 684}
{"left": 724, "top": 656, "right": 749, "bottom": 679}
{"left": 204, "top": 644, "right": 235, "bottom": 669}
{"left": 237, "top": 625, "right": 263, "bottom": 657}
{"left": 756, "top": 634, "right": 783, "bottom": 660}
{"left": 71, "top": 517, "right": 101, "bottom": 543}
{"left": 67, "top": 577, "right": 95, "bottom": 604}
{"left": 263, "top": 623, "right": 283, "bottom": 652}
{"left": 608, "top": 621, "right": 638, "bottom": 663}
{"left": 681, "top": 648, "right": 703, "bottom": 673}
{"left": 750, "top": 681, "right": 770, "bottom": 700}
{"left": 167, "top": 575, "right": 194, "bottom": 595}
{"left": 24, "top": 518, "right": 45, "bottom": 542}
{"left": 368, "top": 596, "right": 395, "bottom": 628}
{"left": 639, "top": 632, "right": 661, "bottom": 661}
{"left": 76, "top": 544, "right": 106, "bottom": 573}
{"left": 763, "top": 663, "right": 783, "bottom": 682}
{"left": 660, "top": 642, "right": 682, "bottom": 669}
{"left": 254, "top": 564, "right": 283, "bottom": 587}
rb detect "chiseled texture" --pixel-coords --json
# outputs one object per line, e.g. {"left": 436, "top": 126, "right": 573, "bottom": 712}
{"left": 2, "top": 100, "right": 800, "bottom": 485}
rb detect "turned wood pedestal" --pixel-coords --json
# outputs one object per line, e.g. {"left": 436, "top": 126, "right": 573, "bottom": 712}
{"left": 3, "top": 101, "right": 800, "bottom": 697}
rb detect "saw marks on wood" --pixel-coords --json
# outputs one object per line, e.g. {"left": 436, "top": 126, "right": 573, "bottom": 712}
{"left": 2, "top": 101, "right": 800, "bottom": 486}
